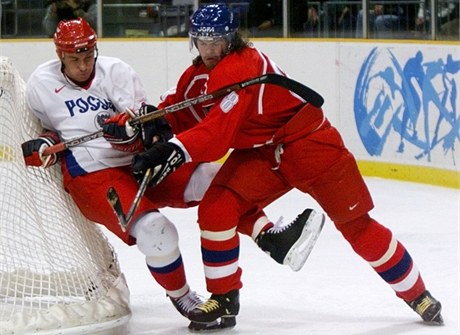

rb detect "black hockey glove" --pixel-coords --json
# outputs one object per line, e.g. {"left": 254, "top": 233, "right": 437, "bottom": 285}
{"left": 131, "top": 142, "right": 185, "bottom": 186}
{"left": 138, "top": 104, "right": 173, "bottom": 148}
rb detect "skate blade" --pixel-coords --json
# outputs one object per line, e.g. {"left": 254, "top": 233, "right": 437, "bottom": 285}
{"left": 284, "top": 211, "right": 325, "bottom": 272}
{"left": 424, "top": 312, "right": 444, "bottom": 326}
{"left": 188, "top": 316, "right": 236, "bottom": 333}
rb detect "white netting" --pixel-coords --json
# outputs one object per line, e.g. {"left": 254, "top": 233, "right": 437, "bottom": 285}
{"left": 0, "top": 57, "right": 131, "bottom": 334}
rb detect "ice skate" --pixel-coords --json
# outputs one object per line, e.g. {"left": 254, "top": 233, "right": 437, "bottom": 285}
{"left": 170, "top": 290, "right": 221, "bottom": 331}
{"left": 188, "top": 290, "right": 239, "bottom": 331}
{"left": 188, "top": 317, "right": 236, "bottom": 332}
{"left": 256, "top": 208, "right": 325, "bottom": 271}
{"left": 407, "top": 290, "right": 444, "bottom": 325}
{"left": 169, "top": 290, "right": 203, "bottom": 318}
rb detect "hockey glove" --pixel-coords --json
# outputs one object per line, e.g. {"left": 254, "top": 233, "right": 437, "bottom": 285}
{"left": 131, "top": 142, "right": 185, "bottom": 186}
{"left": 138, "top": 104, "right": 173, "bottom": 148}
{"left": 22, "top": 131, "right": 60, "bottom": 168}
{"left": 102, "top": 112, "right": 143, "bottom": 152}
{"left": 102, "top": 112, "right": 138, "bottom": 143}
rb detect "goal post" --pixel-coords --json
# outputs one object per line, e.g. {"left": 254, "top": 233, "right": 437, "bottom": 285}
{"left": 0, "top": 57, "right": 131, "bottom": 333}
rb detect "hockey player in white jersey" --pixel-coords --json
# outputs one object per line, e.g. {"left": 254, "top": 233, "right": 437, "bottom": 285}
{"left": 21, "top": 18, "right": 325, "bottom": 330}
{"left": 22, "top": 17, "right": 218, "bottom": 323}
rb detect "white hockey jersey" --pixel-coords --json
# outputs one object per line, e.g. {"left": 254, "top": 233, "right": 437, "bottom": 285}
{"left": 26, "top": 56, "right": 148, "bottom": 177}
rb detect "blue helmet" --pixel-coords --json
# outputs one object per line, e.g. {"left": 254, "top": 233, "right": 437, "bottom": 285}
{"left": 189, "top": 3, "right": 239, "bottom": 40}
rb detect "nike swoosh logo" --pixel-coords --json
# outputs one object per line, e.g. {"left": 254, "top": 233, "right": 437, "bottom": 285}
{"left": 349, "top": 203, "right": 359, "bottom": 210}
{"left": 54, "top": 85, "right": 65, "bottom": 93}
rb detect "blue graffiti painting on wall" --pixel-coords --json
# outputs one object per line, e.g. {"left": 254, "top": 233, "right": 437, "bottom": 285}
{"left": 354, "top": 47, "right": 459, "bottom": 165}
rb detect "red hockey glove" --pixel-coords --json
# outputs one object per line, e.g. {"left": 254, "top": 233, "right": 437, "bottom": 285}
{"left": 131, "top": 142, "right": 185, "bottom": 186}
{"left": 21, "top": 131, "right": 60, "bottom": 168}
{"left": 102, "top": 112, "right": 139, "bottom": 143}
{"left": 102, "top": 112, "right": 143, "bottom": 152}
{"left": 138, "top": 104, "right": 173, "bottom": 148}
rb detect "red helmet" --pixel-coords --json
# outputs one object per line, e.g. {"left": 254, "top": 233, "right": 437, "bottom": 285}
{"left": 54, "top": 18, "right": 97, "bottom": 56}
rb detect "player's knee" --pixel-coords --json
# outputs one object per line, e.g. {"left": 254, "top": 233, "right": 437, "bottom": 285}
{"left": 335, "top": 213, "right": 392, "bottom": 260}
{"left": 130, "top": 211, "right": 179, "bottom": 257}
{"left": 334, "top": 213, "right": 372, "bottom": 242}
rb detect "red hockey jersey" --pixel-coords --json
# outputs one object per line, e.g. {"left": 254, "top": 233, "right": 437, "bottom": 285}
{"left": 174, "top": 46, "right": 307, "bottom": 162}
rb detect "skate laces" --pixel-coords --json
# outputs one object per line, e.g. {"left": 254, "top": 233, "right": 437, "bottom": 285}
{"left": 267, "top": 216, "right": 287, "bottom": 234}
{"left": 267, "top": 212, "right": 305, "bottom": 234}
{"left": 197, "top": 299, "right": 221, "bottom": 313}
{"left": 175, "top": 291, "right": 202, "bottom": 313}
{"left": 414, "top": 296, "right": 433, "bottom": 315}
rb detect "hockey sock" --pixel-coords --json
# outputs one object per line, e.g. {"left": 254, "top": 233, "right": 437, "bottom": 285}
{"left": 337, "top": 214, "right": 426, "bottom": 301}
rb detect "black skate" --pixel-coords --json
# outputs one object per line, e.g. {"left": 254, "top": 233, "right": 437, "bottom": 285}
{"left": 170, "top": 291, "right": 221, "bottom": 331}
{"left": 256, "top": 208, "right": 325, "bottom": 271}
{"left": 407, "top": 290, "right": 444, "bottom": 325}
{"left": 188, "top": 317, "right": 236, "bottom": 332}
{"left": 188, "top": 290, "right": 239, "bottom": 331}
{"left": 169, "top": 290, "right": 203, "bottom": 318}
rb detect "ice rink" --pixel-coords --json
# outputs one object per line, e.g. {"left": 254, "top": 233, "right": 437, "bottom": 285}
{"left": 103, "top": 177, "right": 459, "bottom": 335}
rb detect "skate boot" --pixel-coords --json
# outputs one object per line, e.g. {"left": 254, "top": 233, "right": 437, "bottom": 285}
{"left": 169, "top": 290, "right": 203, "bottom": 318}
{"left": 406, "top": 290, "right": 444, "bottom": 325}
{"left": 170, "top": 290, "right": 220, "bottom": 331}
{"left": 256, "top": 208, "right": 325, "bottom": 271}
{"left": 188, "top": 290, "right": 239, "bottom": 331}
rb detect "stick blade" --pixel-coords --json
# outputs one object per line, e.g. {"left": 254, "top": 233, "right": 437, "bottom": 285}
{"left": 264, "top": 73, "right": 324, "bottom": 107}
{"left": 106, "top": 187, "right": 128, "bottom": 232}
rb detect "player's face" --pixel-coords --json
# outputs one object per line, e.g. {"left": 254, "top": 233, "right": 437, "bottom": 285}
{"left": 61, "top": 49, "right": 96, "bottom": 82}
{"left": 196, "top": 38, "right": 229, "bottom": 69}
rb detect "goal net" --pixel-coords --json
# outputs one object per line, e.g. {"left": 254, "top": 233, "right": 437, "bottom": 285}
{"left": 0, "top": 57, "right": 131, "bottom": 334}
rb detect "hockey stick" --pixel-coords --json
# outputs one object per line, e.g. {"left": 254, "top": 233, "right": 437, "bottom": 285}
{"left": 43, "top": 73, "right": 323, "bottom": 156}
{"left": 106, "top": 168, "right": 153, "bottom": 232}
{"left": 42, "top": 130, "right": 103, "bottom": 156}
{"left": 128, "top": 73, "right": 324, "bottom": 127}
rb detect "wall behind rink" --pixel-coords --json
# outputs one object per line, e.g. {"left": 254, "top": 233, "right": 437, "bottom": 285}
{"left": 1, "top": 38, "right": 459, "bottom": 188}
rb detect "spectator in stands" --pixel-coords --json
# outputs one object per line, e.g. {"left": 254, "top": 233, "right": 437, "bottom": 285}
{"left": 355, "top": 2, "right": 406, "bottom": 38}
{"left": 248, "top": 0, "right": 282, "bottom": 37}
{"left": 303, "top": 4, "right": 321, "bottom": 37}
{"left": 415, "top": 1, "right": 459, "bottom": 40}
{"left": 312, "top": 0, "right": 355, "bottom": 38}
{"left": 43, "top": 0, "right": 97, "bottom": 37}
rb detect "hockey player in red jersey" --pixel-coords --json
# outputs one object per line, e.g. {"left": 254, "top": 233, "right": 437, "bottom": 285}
{"left": 22, "top": 18, "right": 323, "bottom": 329}
{"left": 131, "top": 3, "right": 444, "bottom": 330}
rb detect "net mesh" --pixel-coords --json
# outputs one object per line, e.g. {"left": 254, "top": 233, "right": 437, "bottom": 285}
{"left": 0, "top": 57, "right": 130, "bottom": 334}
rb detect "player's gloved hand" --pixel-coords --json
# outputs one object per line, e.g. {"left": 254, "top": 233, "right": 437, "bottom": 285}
{"left": 102, "top": 112, "right": 139, "bottom": 144}
{"left": 21, "top": 131, "right": 60, "bottom": 168}
{"left": 131, "top": 142, "right": 185, "bottom": 186}
{"left": 138, "top": 104, "right": 173, "bottom": 148}
{"left": 102, "top": 111, "right": 143, "bottom": 152}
